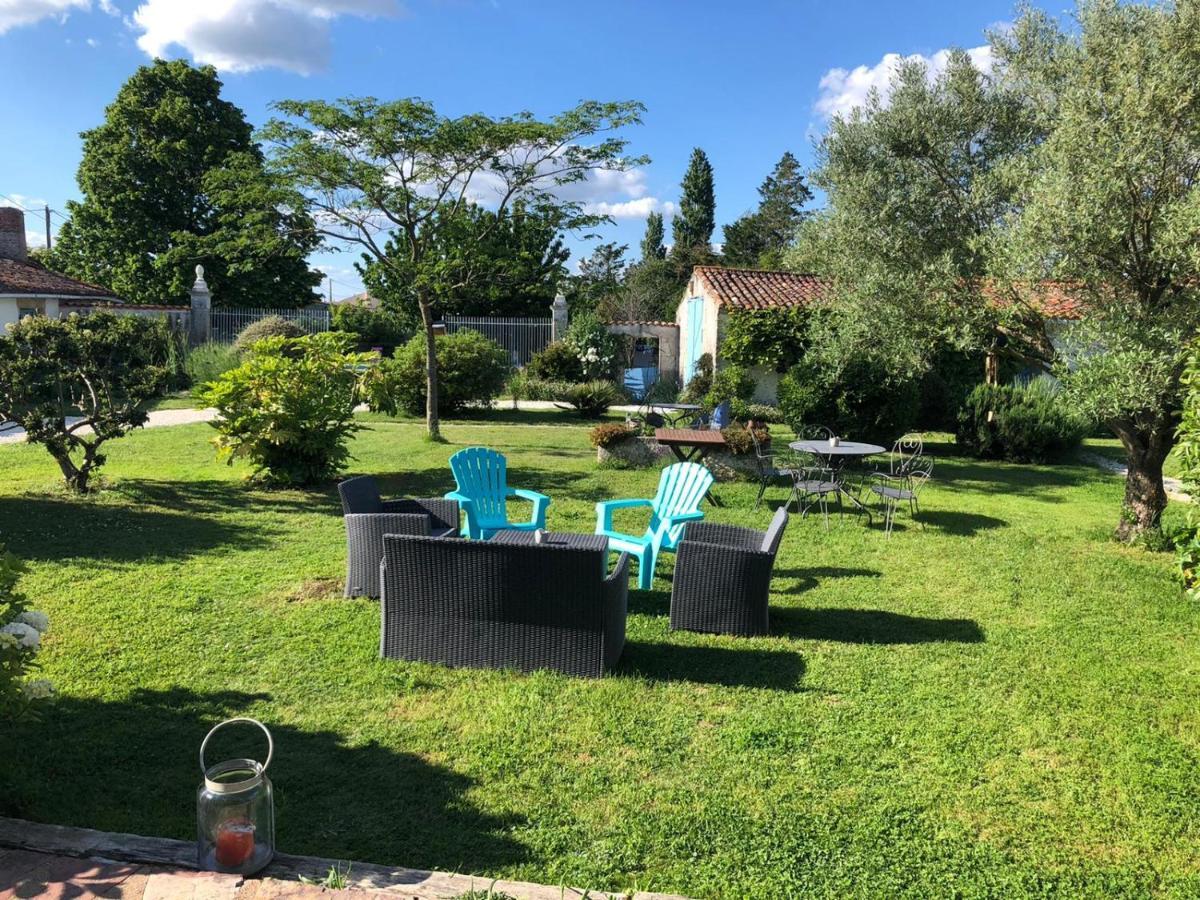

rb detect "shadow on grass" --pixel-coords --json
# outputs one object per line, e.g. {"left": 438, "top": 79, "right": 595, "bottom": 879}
{"left": 918, "top": 510, "right": 1006, "bottom": 535}
{"left": 0, "top": 688, "right": 526, "bottom": 875}
{"left": 0, "top": 494, "right": 279, "bottom": 563}
{"left": 114, "top": 478, "right": 342, "bottom": 517}
{"left": 359, "top": 467, "right": 618, "bottom": 507}
{"left": 774, "top": 567, "right": 882, "bottom": 594}
{"left": 617, "top": 642, "right": 805, "bottom": 690}
{"left": 771, "top": 607, "right": 983, "bottom": 644}
{"left": 933, "top": 457, "right": 1111, "bottom": 502}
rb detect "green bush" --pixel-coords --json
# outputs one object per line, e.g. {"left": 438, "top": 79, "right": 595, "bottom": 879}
{"left": 644, "top": 374, "right": 681, "bottom": 404}
{"left": 368, "top": 330, "right": 509, "bottom": 417}
{"left": 185, "top": 343, "right": 240, "bottom": 393}
{"left": 331, "top": 304, "right": 410, "bottom": 355}
{"left": 528, "top": 340, "right": 582, "bottom": 382}
{"left": 201, "top": 332, "right": 373, "bottom": 486}
{"left": 1172, "top": 341, "right": 1200, "bottom": 596}
{"left": 704, "top": 365, "right": 756, "bottom": 420}
{"left": 719, "top": 308, "right": 809, "bottom": 372}
{"left": 589, "top": 422, "right": 638, "bottom": 449}
{"left": 557, "top": 380, "right": 625, "bottom": 418}
{"left": 778, "top": 356, "right": 920, "bottom": 446}
{"left": 0, "top": 545, "right": 52, "bottom": 721}
{"left": 746, "top": 403, "right": 784, "bottom": 424}
{"left": 0, "top": 311, "right": 172, "bottom": 492}
{"left": 565, "top": 310, "right": 621, "bottom": 381}
{"left": 234, "top": 315, "right": 306, "bottom": 354}
{"left": 679, "top": 353, "right": 714, "bottom": 405}
{"left": 956, "top": 379, "right": 1088, "bottom": 463}
{"left": 720, "top": 422, "right": 771, "bottom": 456}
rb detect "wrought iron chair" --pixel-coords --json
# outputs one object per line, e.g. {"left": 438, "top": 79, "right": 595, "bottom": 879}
{"left": 886, "top": 432, "right": 925, "bottom": 477}
{"left": 868, "top": 456, "right": 933, "bottom": 536}
{"left": 789, "top": 449, "right": 841, "bottom": 530}
{"left": 749, "top": 428, "right": 795, "bottom": 511}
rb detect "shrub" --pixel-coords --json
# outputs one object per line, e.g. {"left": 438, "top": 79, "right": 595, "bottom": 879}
{"left": 644, "top": 374, "right": 681, "bottom": 404}
{"left": 367, "top": 330, "right": 509, "bottom": 417}
{"left": 565, "top": 310, "right": 621, "bottom": 381}
{"left": 201, "top": 332, "right": 374, "bottom": 486}
{"left": 528, "top": 340, "right": 583, "bottom": 382}
{"left": 956, "top": 379, "right": 1088, "bottom": 463}
{"left": 720, "top": 422, "right": 770, "bottom": 456}
{"left": 557, "top": 380, "right": 625, "bottom": 418}
{"left": 778, "top": 356, "right": 920, "bottom": 446}
{"left": 704, "top": 365, "right": 756, "bottom": 419}
{"left": 1172, "top": 341, "right": 1200, "bottom": 596}
{"left": 746, "top": 403, "right": 784, "bottom": 425}
{"left": 719, "top": 307, "right": 809, "bottom": 372}
{"left": 331, "top": 304, "right": 410, "bottom": 355}
{"left": 234, "top": 315, "right": 306, "bottom": 354}
{"left": 185, "top": 343, "right": 240, "bottom": 393}
{"left": 0, "top": 545, "right": 52, "bottom": 721}
{"left": 0, "top": 312, "right": 172, "bottom": 492}
{"left": 679, "top": 353, "right": 714, "bottom": 404}
{"left": 589, "top": 422, "right": 638, "bottom": 449}
{"left": 507, "top": 371, "right": 571, "bottom": 403}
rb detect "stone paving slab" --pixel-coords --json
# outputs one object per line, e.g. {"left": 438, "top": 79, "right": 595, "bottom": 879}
{"left": 0, "top": 819, "right": 691, "bottom": 900}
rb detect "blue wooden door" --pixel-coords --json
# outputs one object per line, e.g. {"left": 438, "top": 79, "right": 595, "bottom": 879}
{"left": 684, "top": 296, "right": 704, "bottom": 382}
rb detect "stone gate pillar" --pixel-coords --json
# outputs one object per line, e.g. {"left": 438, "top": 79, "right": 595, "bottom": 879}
{"left": 189, "top": 265, "right": 211, "bottom": 346}
{"left": 550, "top": 292, "right": 568, "bottom": 342}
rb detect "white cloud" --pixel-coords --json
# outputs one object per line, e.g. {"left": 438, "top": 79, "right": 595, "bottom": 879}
{"left": 815, "top": 44, "right": 994, "bottom": 120}
{"left": 584, "top": 197, "right": 675, "bottom": 220}
{"left": 130, "top": 0, "right": 400, "bottom": 74}
{"left": 85, "top": 35, "right": 97, "bottom": 45}
{"left": 0, "top": 0, "right": 89, "bottom": 34}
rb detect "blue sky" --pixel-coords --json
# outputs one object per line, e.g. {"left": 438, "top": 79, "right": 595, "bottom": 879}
{"left": 0, "top": 0, "right": 1034, "bottom": 300}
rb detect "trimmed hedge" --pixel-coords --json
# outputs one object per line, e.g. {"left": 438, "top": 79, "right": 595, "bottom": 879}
{"left": 369, "top": 330, "right": 509, "bottom": 416}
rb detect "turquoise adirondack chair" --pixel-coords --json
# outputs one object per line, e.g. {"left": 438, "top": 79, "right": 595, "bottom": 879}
{"left": 595, "top": 462, "right": 714, "bottom": 589}
{"left": 446, "top": 447, "right": 551, "bottom": 540}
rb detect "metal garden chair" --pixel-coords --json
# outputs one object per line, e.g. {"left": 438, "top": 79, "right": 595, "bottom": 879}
{"left": 445, "top": 447, "right": 550, "bottom": 540}
{"left": 867, "top": 456, "right": 934, "bottom": 536}
{"left": 594, "top": 461, "right": 714, "bottom": 589}
{"left": 789, "top": 449, "right": 841, "bottom": 530}
{"left": 750, "top": 428, "right": 795, "bottom": 511}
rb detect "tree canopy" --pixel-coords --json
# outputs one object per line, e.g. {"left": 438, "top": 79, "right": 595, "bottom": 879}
{"left": 797, "top": 0, "right": 1200, "bottom": 538}
{"left": 723, "top": 151, "right": 813, "bottom": 269}
{"left": 49, "top": 60, "right": 320, "bottom": 308}
{"left": 640, "top": 211, "right": 666, "bottom": 261}
{"left": 262, "top": 95, "right": 646, "bottom": 437}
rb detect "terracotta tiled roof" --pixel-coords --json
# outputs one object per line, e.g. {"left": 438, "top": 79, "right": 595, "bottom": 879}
{"left": 693, "top": 266, "right": 829, "bottom": 310}
{"left": 0, "top": 258, "right": 122, "bottom": 301}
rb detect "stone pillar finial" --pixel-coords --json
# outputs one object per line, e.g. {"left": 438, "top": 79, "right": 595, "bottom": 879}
{"left": 189, "top": 264, "right": 212, "bottom": 346}
{"left": 550, "top": 292, "right": 568, "bottom": 342}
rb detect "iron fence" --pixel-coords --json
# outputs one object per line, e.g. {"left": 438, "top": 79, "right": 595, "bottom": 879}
{"left": 442, "top": 315, "right": 552, "bottom": 368}
{"left": 209, "top": 306, "right": 331, "bottom": 344}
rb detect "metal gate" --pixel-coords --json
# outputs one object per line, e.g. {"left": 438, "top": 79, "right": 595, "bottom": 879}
{"left": 442, "top": 315, "right": 552, "bottom": 368}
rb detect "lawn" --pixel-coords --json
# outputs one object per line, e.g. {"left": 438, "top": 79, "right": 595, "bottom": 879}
{"left": 1, "top": 412, "right": 1196, "bottom": 898}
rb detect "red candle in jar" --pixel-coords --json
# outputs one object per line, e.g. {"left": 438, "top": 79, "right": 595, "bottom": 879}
{"left": 215, "top": 820, "right": 255, "bottom": 868}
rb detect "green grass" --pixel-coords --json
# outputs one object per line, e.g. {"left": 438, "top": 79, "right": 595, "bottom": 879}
{"left": 1, "top": 412, "right": 1197, "bottom": 898}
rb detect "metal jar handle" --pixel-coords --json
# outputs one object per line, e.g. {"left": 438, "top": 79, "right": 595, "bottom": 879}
{"left": 200, "top": 717, "right": 274, "bottom": 776}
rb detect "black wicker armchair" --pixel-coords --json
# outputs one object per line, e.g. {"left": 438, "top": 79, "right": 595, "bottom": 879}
{"left": 339, "top": 475, "right": 459, "bottom": 598}
{"left": 380, "top": 534, "right": 631, "bottom": 678}
{"left": 669, "top": 506, "right": 789, "bottom": 637}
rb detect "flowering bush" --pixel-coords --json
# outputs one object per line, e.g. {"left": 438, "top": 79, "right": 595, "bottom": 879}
{"left": 589, "top": 422, "right": 638, "bottom": 449}
{"left": 0, "top": 545, "right": 52, "bottom": 720}
{"left": 565, "top": 312, "right": 620, "bottom": 381}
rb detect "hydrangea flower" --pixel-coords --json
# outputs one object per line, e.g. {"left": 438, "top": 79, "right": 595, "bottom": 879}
{"left": 21, "top": 679, "right": 53, "bottom": 701}
{"left": 0, "top": 622, "right": 40, "bottom": 649}
{"left": 15, "top": 611, "right": 48, "bottom": 634}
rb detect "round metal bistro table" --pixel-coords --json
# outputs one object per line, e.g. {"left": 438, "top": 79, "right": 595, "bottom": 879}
{"left": 787, "top": 439, "right": 886, "bottom": 523}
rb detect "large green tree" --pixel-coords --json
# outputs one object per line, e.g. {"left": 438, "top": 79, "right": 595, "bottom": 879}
{"left": 50, "top": 60, "right": 320, "bottom": 308}
{"left": 569, "top": 242, "right": 628, "bottom": 314}
{"left": 671, "top": 148, "right": 716, "bottom": 260}
{"left": 263, "top": 96, "right": 645, "bottom": 438}
{"left": 639, "top": 211, "right": 666, "bottom": 261}
{"left": 800, "top": 0, "right": 1200, "bottom": 540}
{"left": 723, "top": 151, "right": 813, "bottom": 269}
{"left": 359, "top": 202, "right": 570, "bottom": 329}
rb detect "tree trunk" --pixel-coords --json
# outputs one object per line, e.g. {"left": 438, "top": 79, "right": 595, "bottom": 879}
{"left": 50, "top": 445, "right": 91, "bottom": 494}
{"left": 1109, "top": 416, "right": 1174, "bottom": 541}
{"left": 419, "top": 300, "right": 443, "bottom": 441}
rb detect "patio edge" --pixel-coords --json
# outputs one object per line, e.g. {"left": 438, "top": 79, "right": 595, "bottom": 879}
{"left": 0, "top": 817, "right": 691, "bottom": 900}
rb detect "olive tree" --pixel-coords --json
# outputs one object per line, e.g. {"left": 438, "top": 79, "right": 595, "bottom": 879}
{"left": 0, "top": 313, "right": 172, "bottom": 492}
{"left": 261, "top": 97, "right": 646, "bottom": 439}
{"left": 799, "top": 0, "right": 1200, "bottom": 540}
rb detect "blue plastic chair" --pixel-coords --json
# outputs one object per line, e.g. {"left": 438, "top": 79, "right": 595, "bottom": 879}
{"left": 595, "top": 462, "right": 714, "bottom": 589}
{"left": 445, "top": 447, "right": 550, "bottom": 540}
{"left": 709, "top": 401, "right": 732, "bottom": 430}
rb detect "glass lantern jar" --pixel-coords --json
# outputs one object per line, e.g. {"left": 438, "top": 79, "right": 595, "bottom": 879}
{"left": 196, "top": 717, "right": 275, "bottom": 875}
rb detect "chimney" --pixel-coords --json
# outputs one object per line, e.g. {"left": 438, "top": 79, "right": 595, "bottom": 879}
{"left": 0, "top": 207, "right": 28, "bottom": 262}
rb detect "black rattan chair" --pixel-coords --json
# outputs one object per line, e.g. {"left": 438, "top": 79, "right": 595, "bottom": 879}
{"left": 668, "top": 506, "right": 789, "bottom": 637}
{"left": 380, "top": 534, "right": 631, "bottom": 677}
{"left": 339, "top": 475, "right": 459, "bottom": 598}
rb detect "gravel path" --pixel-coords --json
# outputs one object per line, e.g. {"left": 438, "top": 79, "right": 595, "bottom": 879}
{"left": 0, "top": 407, "right": 218, "bottom": 445}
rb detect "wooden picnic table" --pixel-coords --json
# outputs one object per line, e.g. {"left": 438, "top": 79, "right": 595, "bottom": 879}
{"left": 654, "top": 428, "right": 727, "bottom": 506}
